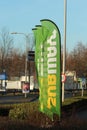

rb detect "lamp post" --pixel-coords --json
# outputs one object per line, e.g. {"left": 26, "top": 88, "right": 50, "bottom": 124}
{"left": 62, "top": 0, "right": 67, "bottom": 102}
{"left": 11, "top": 32, "right": 30, "bottom": 98}
{"left": 11, "top": 32, "right": 28, "bottom": 82}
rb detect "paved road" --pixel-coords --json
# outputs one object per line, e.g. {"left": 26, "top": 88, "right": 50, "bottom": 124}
{"left": 0, "top": 93, "right": 39, "bottom": 104}
{"left": 0, "top": 91, "right": 72, "bottom": 104}
{"left": 0, "top": 91, "right": 73, "bottom": 105}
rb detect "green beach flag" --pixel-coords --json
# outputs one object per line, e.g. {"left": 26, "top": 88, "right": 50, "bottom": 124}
{"left": 33, "top": 26, "right": 52, "bottom": 116}
{"left": 34, "top": 26, "right": 53, "bottom": 117}
{"left": 40, "top": 19, "right": 61, "bottom": 118}
{"left": 32, "top": 19, "right": 61, "bottom": 119}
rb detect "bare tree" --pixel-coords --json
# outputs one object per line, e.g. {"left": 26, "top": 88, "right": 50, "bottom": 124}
{"left": 27, "top": 33, "right": 35, "bottom": 51}
{"left": 0, "top": 27, "right": 14, "bottom": 72}
{"left": 66, "top": 42, "right": 87, "bottom": 77}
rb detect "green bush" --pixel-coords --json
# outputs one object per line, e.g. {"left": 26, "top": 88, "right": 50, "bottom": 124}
{"left": 8, "top": 102, "right": 55, "bottom": 127}
{"left": 9, "top": 101, "right": 39, "bottom": 120}
{"left": 9, "top": 104, "right": 29, "bottom": 120}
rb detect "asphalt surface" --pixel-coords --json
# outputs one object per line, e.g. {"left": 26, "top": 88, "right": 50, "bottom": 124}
{"left": 0, "top": 92, "right": 39, "bottom": 104}
{"left": 0, "top": 91, "right": 73, "bottom": 105}
{"left": 0, "top": 91, "right": 73, "bottom": 104}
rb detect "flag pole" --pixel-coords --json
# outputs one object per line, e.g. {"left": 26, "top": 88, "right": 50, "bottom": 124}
{"left": 62, "top": 0, "right": 67, "bottom": 102}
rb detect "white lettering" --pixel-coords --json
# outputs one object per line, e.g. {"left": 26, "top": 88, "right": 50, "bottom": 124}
{"left": 47, "top": 30, "right": 57, "bottom": 46}
{"left": 47, "top": 29, "right": 57, "bottom": 74}
{"left": 47, "top": 47, "right": 57, "bottom": 58}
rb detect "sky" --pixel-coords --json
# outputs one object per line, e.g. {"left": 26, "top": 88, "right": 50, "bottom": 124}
{"left": 0, "top": 0, "right": 87, "bottom": 52}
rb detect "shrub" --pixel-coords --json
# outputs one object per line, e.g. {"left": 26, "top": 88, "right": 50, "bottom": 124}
{"left": 9, "top": 101, "right": 39, "bottom": 120}
{"left": 9, "top": 104, "right": 28, "bottom": 120}
{"left": 8, "top": 102, "right": 55, "bottom": 127}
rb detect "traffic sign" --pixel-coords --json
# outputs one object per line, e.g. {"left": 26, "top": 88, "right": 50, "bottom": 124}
{"left": 0, "top": 73, "right": 7, "bottom": 80}
{"left": 28, "top": 51, "right": 35, "bottom": 61}
{"left": 62, "top": 74, "right": 66, "bottom": 83}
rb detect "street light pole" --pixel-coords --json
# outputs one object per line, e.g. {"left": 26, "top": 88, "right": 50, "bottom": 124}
{"left": 25, "top": 35, "right": 28, "bottom": 82}
{"left": 11, "top": 32, "right": 30, "bottom": 98}
{"left": 11, "top": 32, "right": 28, "bottom": 82}
{"left": 62, "top": 0, "right": 67, "bottom": 102}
